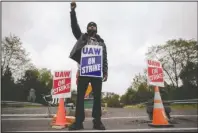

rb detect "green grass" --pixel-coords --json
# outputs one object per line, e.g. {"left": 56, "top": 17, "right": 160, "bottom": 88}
{"left": 170, "top": 104, "right": 197, "bottom": 109}
{"left": 123, "top": 103, "right": 197, "bottom": 110}
{"left": 23, "top": 105, "right": 44, "bottom": 108}
{"left": 1, "top": 103, "right": 44, "bottom": 108}
{"left": 124, "top": 104, "right": 146, "bottom": 109}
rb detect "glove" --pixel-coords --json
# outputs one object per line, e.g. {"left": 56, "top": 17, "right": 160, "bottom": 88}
{"left": 102, "top": 73, "right": 108, "bottom": 82}
{"left": 71, "top": 1, "right": 76, "bottom": 11}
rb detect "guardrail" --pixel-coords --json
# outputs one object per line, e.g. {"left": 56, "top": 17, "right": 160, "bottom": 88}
{"left": 171, "top": 101, "right": 198, "bottom": 104}
{"left": 145, "top": 98, "right": 198, "bottom": 120}
{"left": 167, "top": 99, "right": 198, "bottom": 104}
{"left": 141, "top": 99, "right": 198, "bottom": 105}
{"left": 166, "top": 99, "right": 198, "bottom": 102}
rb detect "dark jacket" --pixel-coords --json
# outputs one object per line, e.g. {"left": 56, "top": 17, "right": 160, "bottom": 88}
{"left": 69, "top": 10, "right": 108, "bottom": 76}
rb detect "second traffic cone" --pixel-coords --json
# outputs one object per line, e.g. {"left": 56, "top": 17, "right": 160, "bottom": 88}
{"left": 52, "top": 98, "right": 67, "bottom": 129}
{"left": 51, "top": 115, "right": 75, "bottom": 126}
{"left": 148, "top": 86, "right": 174, "bottom": 127}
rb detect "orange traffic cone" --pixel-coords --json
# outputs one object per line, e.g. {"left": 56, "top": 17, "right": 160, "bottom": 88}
{"left": 148, "top": 86, "right": 174, "bottom": 127}
{"left": 51, "top": 98, "right": 76, "bottom": 128}
{"left": 52, "top": 98, "right": 67, "bottom": 129}
{"left": 51, "top": 115, "right": 75, "bottom": 127}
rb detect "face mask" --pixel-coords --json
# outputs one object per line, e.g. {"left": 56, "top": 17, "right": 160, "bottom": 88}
{"left": 87, "top": 22, "right": 97, "bottom": 36}
{"left": 87, "top": 29, "right": 96, "bottom": 36}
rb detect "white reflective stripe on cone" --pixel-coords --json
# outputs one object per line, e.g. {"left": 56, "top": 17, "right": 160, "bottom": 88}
{"left": 52, "top": 98, "right": 55, "bottom": 104}
{"left": 52, "top": 98, "right": 58, "bottom": 104}
{"left": 50, "top": 98, "right": 67, "bottom": 105}
{"left": 154, "top": 103, "right": 163, "bottom": 109}
{"left": 55, "top": 98, "right": 58, "bottom": 104}
{"left": 154, "top": 92, "right": 162, "bottom": 101}
{"left": 53, "top": 98, "right": 56, "bottom": 104}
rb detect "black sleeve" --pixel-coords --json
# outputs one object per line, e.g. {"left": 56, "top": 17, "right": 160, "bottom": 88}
{"left": 70, "top": 10, "right": 82, "bottom": 40}
{"left": 103, "top": 43, "right": 108, "bottom": 76}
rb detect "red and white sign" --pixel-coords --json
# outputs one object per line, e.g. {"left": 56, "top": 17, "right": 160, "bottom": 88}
{"left": 52, "top": 70, "right": 72, "bottom": 99}
{"left": 147, "top": 59, "right": 164, "bottom": 87}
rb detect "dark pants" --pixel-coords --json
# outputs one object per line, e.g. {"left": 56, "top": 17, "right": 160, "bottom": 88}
{"left": 75, "top": 76, "right": 102, "bottom": 124}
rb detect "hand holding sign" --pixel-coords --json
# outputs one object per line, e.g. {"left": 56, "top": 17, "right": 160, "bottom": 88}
{"left": 102, "top": 74, "right": 108, "bottom": 82}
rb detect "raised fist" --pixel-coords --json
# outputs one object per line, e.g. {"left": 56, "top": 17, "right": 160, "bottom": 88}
{"left": 71, "top": 1, "right": 76, "bottom": 10}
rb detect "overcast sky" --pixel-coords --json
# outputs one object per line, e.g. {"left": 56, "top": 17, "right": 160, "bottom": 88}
{"left": 2, "top": 2, "right": 197, "bottom": 95}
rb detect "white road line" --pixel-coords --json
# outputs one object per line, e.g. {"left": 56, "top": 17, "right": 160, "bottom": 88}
{"left": 1, "top": 116, "right": 147, "bottom": 121}
{"left": 6, "top": 128, "right": 198, "bottom": 132}
{"left": 1, "top": 114, "right": 197, "bottom": 117}
{"left": 1, "top": 115, "right": 197, "bottom": 121}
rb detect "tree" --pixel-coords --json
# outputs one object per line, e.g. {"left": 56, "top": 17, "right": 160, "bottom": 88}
{"left": 124, "top": 87, "right": 137, "bottom": 104}
{"left": 121, "top": 70, "right": 158, "bottom": 105}
{"left": 1, "top": 66, "right": 15, "bottom": 100}
{"left": 180, "top": 61, "right": 198, "bottom": 87}
{"left": 131, "top": 72, "right": 147, "bottom": 91}
{"left": 38, "top": 68, "right": 53, "bottom": 90}
{"left": 107, "top": 94, "right": 120, "bottom": 107}
{"left": 1, "top": 34, "right": 33, "bottom": 80}
{"left": 134, "top": 83, "right": 153, "bottom": 103}
{"left": 16, "top": 68, "right": 52, "bottom": 104}
{"left": 177, "top": 61, "right": 198, "bottom": 99}
{"left": 146, "top": 39, "right": 197, "bottom": 89}
{"left": 17, "top": 69, "right": 40, "bottom": 101}
{"left": 120, "top": 94, "right": 127, "bottom": 104}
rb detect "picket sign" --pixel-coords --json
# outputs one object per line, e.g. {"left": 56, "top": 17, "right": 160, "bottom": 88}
{"left": 52, "top": 70, "right": 72, "bottom": 99}
{"left": 147, "top": 59, "right": 164, "bottom": 87}
{"left": 80, "top": 45, "right": 103, "bottom": 78}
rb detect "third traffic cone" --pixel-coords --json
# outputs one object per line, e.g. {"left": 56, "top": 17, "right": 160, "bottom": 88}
{"left": 148, "top": 86, "right": 174, "bottom": 127}
{"left": 52, "top": 98, "right": 67, "bottom": 129}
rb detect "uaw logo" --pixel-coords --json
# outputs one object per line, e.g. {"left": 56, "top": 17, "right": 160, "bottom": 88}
{"left": 80, "top": 45, "right": 103, "bottom": 78}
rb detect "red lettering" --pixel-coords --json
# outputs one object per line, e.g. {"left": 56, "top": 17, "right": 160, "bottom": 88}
{"left": 148, "top": 60, "right": 161, "bottom": 67}
{"left": 64, "top": 71, "right": 70, "bottom": 77}
{"left": 148, "top": 60, "right": 152, "bottom": 65}
{"left": 53, "top": 83, "right": 71, "bottom": 95}
{"left": 149, "top": 73, "right": 163, "bottom": 81}
{"left": 59, "top": 72, "right": 63, "bottom": 77}
{"left": 55, "top": 72, "right": 59, "bottom": 77}
{"left": 55, "top": 71, "right": 70, "bottom": 78}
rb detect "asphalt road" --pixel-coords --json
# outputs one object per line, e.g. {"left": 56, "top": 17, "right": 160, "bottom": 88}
{"left": 2, "top": 116, "right": 198, "bottom": 132}
{"left": 1, "top": 107, "right": 198, "bottom": 132}
{"left": 2, "top": 107, "right": 197, "bottom": 116}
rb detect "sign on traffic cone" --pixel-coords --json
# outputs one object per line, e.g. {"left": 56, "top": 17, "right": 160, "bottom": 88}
{"left": 148, "top": 86, "right": 174, "bottom": 127}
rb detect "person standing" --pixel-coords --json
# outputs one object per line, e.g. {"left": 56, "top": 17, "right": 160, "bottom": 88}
{"left": 68, "top": 1, "right": 108, "bottom": 130}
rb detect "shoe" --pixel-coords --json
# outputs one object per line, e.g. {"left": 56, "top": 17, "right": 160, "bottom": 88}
{"left": 93, "top": 119, "right": 106, "bottom": 130}
{"left": 68, "top": 122, "right": 84, "bottom": 130}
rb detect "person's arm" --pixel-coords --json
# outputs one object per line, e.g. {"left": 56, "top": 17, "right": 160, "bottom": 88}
{"left": 102, "top": 43, "right": 108, "bottom": 82}
{"left": 70, "top": 2, "right": 82, "bottom": 40}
